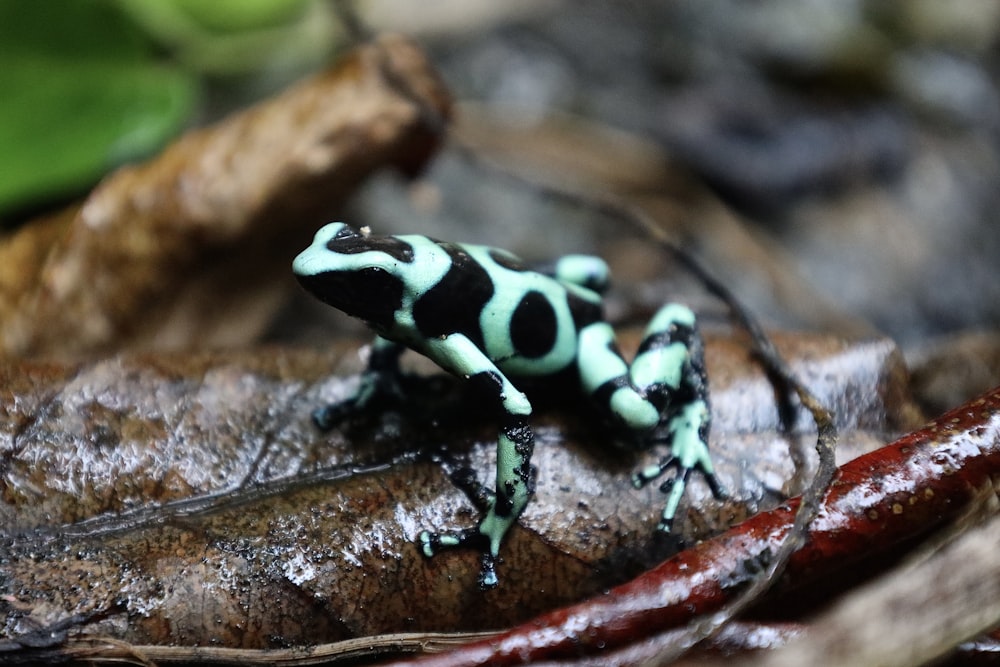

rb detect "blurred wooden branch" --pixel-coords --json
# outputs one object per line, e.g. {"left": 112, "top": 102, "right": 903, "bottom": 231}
{"left": 0, "top": 34, "right": 451, "bottom": 358}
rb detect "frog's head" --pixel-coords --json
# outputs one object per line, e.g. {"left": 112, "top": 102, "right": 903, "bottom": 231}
{"left": 293, "top": 222, "right": 414, "bottom": 328}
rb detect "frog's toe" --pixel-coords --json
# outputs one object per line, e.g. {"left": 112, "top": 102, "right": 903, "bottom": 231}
{"left": 417, "top": 528, "right": 499, "bottom": 589}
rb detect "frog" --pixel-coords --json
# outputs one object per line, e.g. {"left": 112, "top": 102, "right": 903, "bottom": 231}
{"left": 292, "top": 222, "right": 726, "bottom": 588}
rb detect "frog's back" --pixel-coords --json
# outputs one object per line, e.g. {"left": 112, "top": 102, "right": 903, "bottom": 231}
{"left": 405, "top": 240, "right": 601, "bottom": 377}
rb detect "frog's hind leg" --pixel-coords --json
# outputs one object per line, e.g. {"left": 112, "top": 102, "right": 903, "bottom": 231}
{"left": 577, "top": 304, "right": 726, "bottom": 533}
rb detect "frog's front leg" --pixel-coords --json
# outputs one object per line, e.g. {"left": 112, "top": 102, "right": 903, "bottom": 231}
{"left": 313, "top": 336, "right": 406, "bottom": 430}
{"left": 578, "top": 304, "right": 726, "bottom": 533}
{"left": 415, "top": 333, "right": 535, "bottom": 589}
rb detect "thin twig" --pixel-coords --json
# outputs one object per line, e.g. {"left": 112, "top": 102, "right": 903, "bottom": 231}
{"left": 0, "top": 631, "right": 499, "bottom": 666}
{"left": 326, "top": 6, "right": 839, "bottom": 659}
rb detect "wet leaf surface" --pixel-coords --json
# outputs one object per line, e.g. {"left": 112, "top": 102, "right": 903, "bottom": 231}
{"left": 0, "top": 331, "right": 919, "bottom": 648}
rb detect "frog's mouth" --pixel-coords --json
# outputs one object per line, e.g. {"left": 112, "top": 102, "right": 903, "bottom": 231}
{"left": 294, "top": 268, "right": 403, "bottom": 329}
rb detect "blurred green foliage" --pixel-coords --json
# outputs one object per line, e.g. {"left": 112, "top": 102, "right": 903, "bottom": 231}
{"left": 0, "top": 0, "right": 337, "bottom": 224}
{"left": 117, "top": 0, "right": 335, "bottom": 75}
{"left": 0, "top": 0, "right": 195, "bottom": 221}
{"left": 166, "top": 0, "right": 308, "bottom": 33}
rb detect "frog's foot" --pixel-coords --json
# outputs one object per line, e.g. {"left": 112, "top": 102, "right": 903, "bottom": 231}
{"left": 418, "top": 527, "right": 500, "bottom": 589}
{"left": 418, "top": 488, "right": 526, "bottom": 590}
{"left": 631, "top": 400, "right": 727, "bottom": 532}
{"left": 632, "top": 463, "right": 726, "bottom": 532}
{"left": 312, "top": 399, "right": 359, "bottom": 430}
{"left": 312, "top": 371, "right": 406, "bottom": 431}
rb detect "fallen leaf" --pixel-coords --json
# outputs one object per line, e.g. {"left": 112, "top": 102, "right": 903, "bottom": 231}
{"left": 0, "top": 330, "right": 918, "bottom": 649}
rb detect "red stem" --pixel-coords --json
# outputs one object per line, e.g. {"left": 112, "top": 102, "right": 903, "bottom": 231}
{"left": 388, "top": 387, "right": 1000, "bottom": 666}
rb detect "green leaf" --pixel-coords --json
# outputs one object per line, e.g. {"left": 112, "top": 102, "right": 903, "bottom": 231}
{"left": 0, "top": 0, "right": 148, "bottom": 61}
{"left": 0, "top": 0, "right": 197, "bottom": 220}
{"left": 170, "top": 0, "right": 308, "bottom": 33}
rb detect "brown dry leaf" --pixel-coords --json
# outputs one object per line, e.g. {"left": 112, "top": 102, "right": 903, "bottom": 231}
{"left": 0, "top": 35, "right": 451, "bottom": 359}
{"left": 0, "top": 331, "right": 920, "bottom": 649}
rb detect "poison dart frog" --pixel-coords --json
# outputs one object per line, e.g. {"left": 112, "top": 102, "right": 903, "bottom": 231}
{"left": 292, "top": 222, "right": 726, "bottom": 588}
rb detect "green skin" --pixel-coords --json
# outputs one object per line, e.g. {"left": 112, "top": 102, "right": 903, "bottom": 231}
{"left": 293, "top": 223, "right": 722, "bottom": 588}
